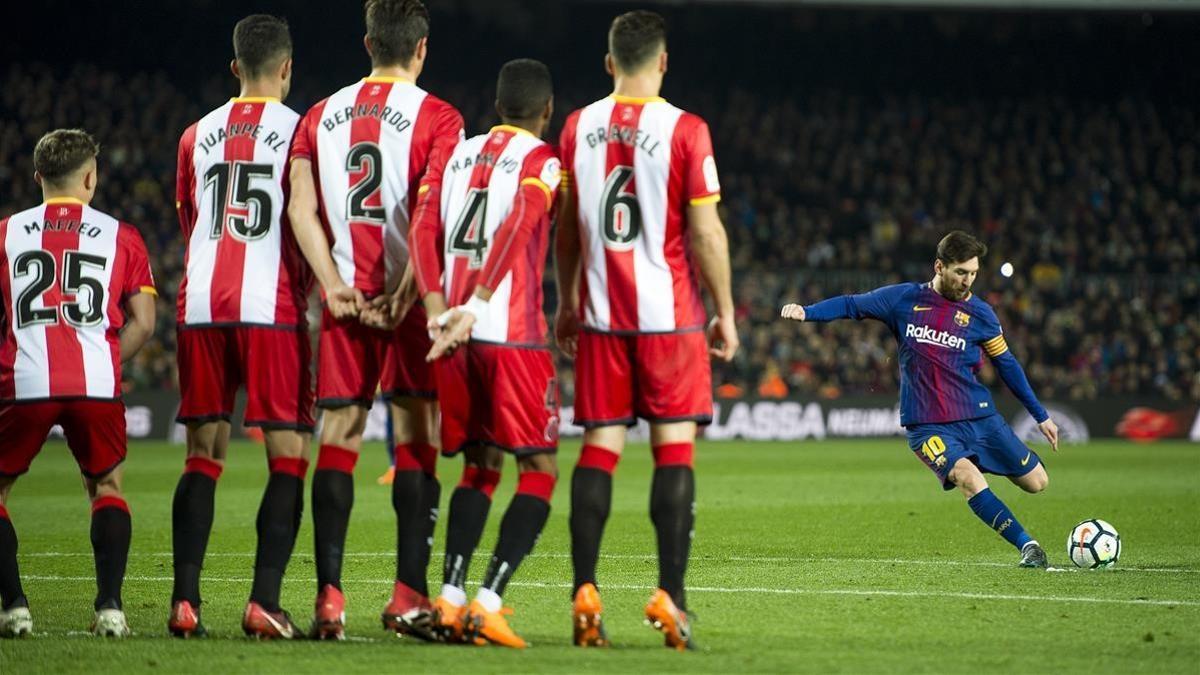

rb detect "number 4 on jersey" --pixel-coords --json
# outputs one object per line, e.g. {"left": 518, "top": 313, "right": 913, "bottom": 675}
{"left": 449, "top": 188, "right": 489, "bottom": 268}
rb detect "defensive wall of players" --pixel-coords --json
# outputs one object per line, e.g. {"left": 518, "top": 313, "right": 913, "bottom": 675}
{"left": 100, "top": 392, "right": 1200, "bottom": 443}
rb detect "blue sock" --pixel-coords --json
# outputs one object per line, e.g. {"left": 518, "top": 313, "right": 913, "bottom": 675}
{"left": 967, "top": 488, "right": 1032, "bottom": 550}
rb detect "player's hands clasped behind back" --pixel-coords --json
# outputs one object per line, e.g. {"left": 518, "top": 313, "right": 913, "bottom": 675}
{"left": 780, "top": 303, "right": 806, "bottom": 321}
{"left": 426, "top": 309, "right": 475, "bottom": 361}
{"left": 326, "top": 283, "right": 366, "bottom": 320}
{"left": 708, "top": 314, "right": 739, "bottom": 362}
{"left": 1038, "top": 418, "right": 1060, "bottom": 452}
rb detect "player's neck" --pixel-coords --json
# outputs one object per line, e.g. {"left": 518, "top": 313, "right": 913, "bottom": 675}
{"left": 41, "top": 189, "right": 89, "bottom": 205}
{"left": 497, "top": 118, "right": 544, "bottom": 137}
{"left": 368, "top": 64, "right": 418, "bottom": 83}
{"left": 237, "top": 80, "right": 282, "bottom": 101}
{"left": 612, "top": 72, "right": 663, "bottom": 100}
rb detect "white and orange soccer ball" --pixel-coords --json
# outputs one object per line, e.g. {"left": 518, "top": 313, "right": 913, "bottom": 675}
{"left": 1067, "top": 519, "right": 1121, "bottom": 569}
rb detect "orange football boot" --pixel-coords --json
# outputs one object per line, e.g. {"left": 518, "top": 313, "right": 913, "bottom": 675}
{"left": 572, "top": 583, "right": 610, "bottom": 647}
{"left": 432, "top": 595, "right": 468, "bottom": 643}
{"left": 644, "top": 588, "right": 694, "bottom": 651}
{"left": 464, "top": 600, "right": 526, "bottom": 649}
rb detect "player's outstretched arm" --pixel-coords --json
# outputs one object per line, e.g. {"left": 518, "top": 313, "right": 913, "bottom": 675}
{"left": 688, "top": 201, "right": 739, "bottom": 362}
{"left": 119, "top": 291, "right": 156, "bottom": 361}
{"left": 783, "top": 285, "right": 907, "bottom": 324}
{"left": 287, "top": 158, "right": 362, "bottom": 319}
{"left": 553, "top": 181, "right": 582, "bottom": 359}
{"left": 989, "top": 345, "right": 1058, "bottom": 451}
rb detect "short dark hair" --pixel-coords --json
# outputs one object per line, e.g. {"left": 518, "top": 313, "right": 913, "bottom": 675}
{"left": 34, "top": 129, "right": 99, "bottom": 186}
{"left": 937, "top": 230, "right": 988, "bottom": 265}
{"left": 496, "top": 59, "right": 553, "bottom": 121}
{"left": 608, "top": 10, "right": 667, "bottom": 73}
{"left": 233, "top": 14, "right": 292, "bottom": 79}
{"left": 364, "top": 0, "right": 429, "bottom": 67}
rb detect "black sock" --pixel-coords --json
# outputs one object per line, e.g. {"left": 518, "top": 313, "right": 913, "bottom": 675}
{"left": 312, "top": 467, "right": 354, "bottom": 591}
{"left": 417, "top": 473, "right": 441, "bottom": 589}
{"left": 250, "top": 467, "right": 305, "bottom": 612}
{"left": 442, "top": 486, "right": 492, "bottom": 589}
{"left": 0, "top": 510, "right": 26, "bottom": 610}
{"left": 650, "top": 466, "right": 694, "bottom": 611}
{"left": 392, "top": 468, "right": 429, "bottom": 595}
{"left": 91, "top": 500, "right": 131, "bottom": 611}
{"left": 480, "top": 494, "right": 551, "bottom": 597}
{"left": 171, "top": 470, "right": 217, "bottom": 606}
{"left": 570, "top": 467, "right": 613, "bottom": 593}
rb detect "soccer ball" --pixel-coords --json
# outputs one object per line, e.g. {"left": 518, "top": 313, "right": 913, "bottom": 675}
{"left": 1067, "top": 519, "right": 1121, "bottom": 569}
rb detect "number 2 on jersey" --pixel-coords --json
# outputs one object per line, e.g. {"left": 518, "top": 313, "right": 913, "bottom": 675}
{"left": 13, "top": 250, "right": 108, "bottom": 329}
{"left": 449, "top": 189, "right": 489, "bottom": 268}
{"left": 601, "top": 165, "right": 641, "bottom": 249}
{"left": 203, "top": 161, "right": 274, "bottom": 241}
{"left": 346, "top": 142, "right": 386, "bottom": 223}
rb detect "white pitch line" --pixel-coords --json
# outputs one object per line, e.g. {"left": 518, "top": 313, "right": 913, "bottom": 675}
{"left": 18, "top": 551, "right": 1199, "bottom": 574}
{"left": 20, "top": 575, "right": 1200, "bottom": 608}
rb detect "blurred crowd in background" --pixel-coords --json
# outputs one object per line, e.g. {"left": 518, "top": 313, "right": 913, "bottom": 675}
{"left": 1, "top": 4, "right": 1196, "bottom": 403}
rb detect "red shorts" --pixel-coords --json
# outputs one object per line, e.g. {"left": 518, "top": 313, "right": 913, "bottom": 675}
{"left": 317, "top": 305, "right": 435, "bottom": 408}
{"left": 573, "top": 329, "right": 713, "bottom": 428}
{"left": 0, "top": 399, "right": 126, "bottom": 478}
{"left": 435, "top": 342, "right": 558, "bottom": 456}
{"left": 177, "top": 325, "right": 315, "bottom": 431}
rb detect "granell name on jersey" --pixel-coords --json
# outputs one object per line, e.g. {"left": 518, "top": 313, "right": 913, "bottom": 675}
{"left": 321, "top": 103, "right": 412, "bottom": 135}
{"left": 585, "top": 124, "right": 661, "bottom": 157}
{"left": 905, "top": 323, "right": 967, "bottom": 351}
{"left": 197, "top": 123, "right": 288, "bottom": 156}
{"left": 22, "top": 217, "right": 102, "bottom": 238}
{"left": 448, "top": 150, "right": 520, "bottom": 175}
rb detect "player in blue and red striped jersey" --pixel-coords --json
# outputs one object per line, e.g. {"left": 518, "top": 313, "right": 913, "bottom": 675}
{"left": 781, "top": 230, "right": 1059, "bottom": 567}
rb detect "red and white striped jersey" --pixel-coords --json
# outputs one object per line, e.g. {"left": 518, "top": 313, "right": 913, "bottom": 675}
{"left": 410, "top": 125, "right": 560, "bottom": 345}
{"left": 0, "top": 199, "right": 156, "bottom": 401}
{"left": 176, "top": 98, "right": 309, "bottom": 327}
{"left": 290, "top": 77, "right": 464, "bottom": 297}
{"left": 560, "top": 95, "right": 721, "bottom": 334}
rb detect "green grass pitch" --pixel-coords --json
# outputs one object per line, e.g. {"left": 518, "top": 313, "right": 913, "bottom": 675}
{"left": 0, "top": 438, "right": 1197, "bottom": 673}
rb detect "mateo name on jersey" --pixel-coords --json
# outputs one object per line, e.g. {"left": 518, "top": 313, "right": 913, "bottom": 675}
{"left": 197, "top": 122, "right": 288, "bottom": 156}
{"left": 584, "top": 124, "right": 662, "bottom": 157}
{"left": 905, "top": 323, "right": 967, "bottom": 351}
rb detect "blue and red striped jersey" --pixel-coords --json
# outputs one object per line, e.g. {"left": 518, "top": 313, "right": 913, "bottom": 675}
{"left": 803, "top": 282, "right": 1048, "bottom": 427}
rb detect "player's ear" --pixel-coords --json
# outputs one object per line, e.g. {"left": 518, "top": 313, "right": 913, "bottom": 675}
{"left": 659, "top": 50, "right": 668, "bottom": 74}
{"left": 363, "top": 35, "right": 374, "bottom": 59}
{"left": 604, "top": 54, "right": 615, "bottom": 76}
{"left": 82, "top": 162, "right": 97, "bottom": 192}
{"left": 280, "top": 57, "right": 293, "bottom": 82}
{"left": 494, "top": 99, "right": 503, "bottom": 119}
{"left": 543, "top": 96, "right": 554, "bottom": 122}
{"left": 415, "top": 36, "right": 428, "bottom": 64}
{"left": 230, "top": 59, "right": 241, "bottom": 80}
{"left": 33, "top": 171, "right": 43, "bottom": 187}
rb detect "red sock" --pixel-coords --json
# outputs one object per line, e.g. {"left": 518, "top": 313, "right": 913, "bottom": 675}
{"left": 577, "top": 445, "right": 620, "bottom": 475}
{"left": 652, "top": 442, "right": 694, "bottom": 469}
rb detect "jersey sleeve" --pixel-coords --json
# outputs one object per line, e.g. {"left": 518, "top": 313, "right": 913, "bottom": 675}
{"left": 117, "top": 224, "right": 157, "bottom": 300}
{"left": 557, "top": 110, "right": 580, "bottom": 197}
{"left": 409, "top": 139, "right": 457, "bottom": 298}
{"left": 979, "top": 305, "right": 1049, "bottom": 423}
{"left": 803, "top": 283, "right": 908, "bottom": 323}
{"left": 175, "top": 123, "right": 198, "bottom": 238}
{"left": 518, "top": 145, "right": 562, "bottom": 212}
{"left": 288, "top": 102, "right": 322, "bottom": 163}
{"left": 427, "top": 102, "right": 465, "bottom": 182}
{"left": 679, "top": 113, "right": 721, "bottom": 205}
